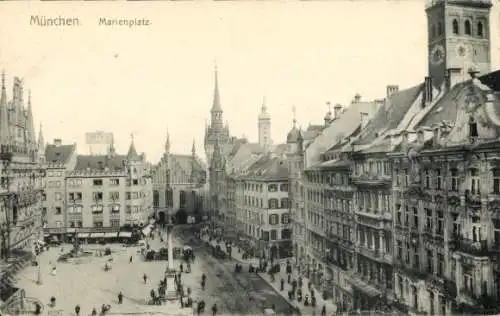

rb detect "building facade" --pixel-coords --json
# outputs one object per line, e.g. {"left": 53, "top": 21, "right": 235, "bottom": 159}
{"left": 0, "top": 72, "right": 45, "bottom": 260}
{"left": 43, "top": 137, "right": 153, "bottom": 238}
{"left": 287, "top": 0, "right": 500, "bottom": 314}
{"left": 151, "top": 133, "right": 206, "bottom": 224}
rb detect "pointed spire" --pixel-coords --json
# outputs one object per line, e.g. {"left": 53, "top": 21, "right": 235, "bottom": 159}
{"left": 211, "top": 62, "right": 222, "bottom": 113}
{"left": 26, "top": 90, "right": 36, "bottom": 150}
{"left": 192, "top": 139, "right": 196, "bottom": 156}
{"left": 165, "top": 129, "right": 171, "bottom": 154}
{"left": 259, "top": 96, "right": 271, "bottom": 120}
{"left": 0, "top": 70, "right": 10, "bottom": 147}
{"left": 292, "top": 105, "right": 297, "bottom": 127}
{"left": 108, "top": 135, "right": 116, "bottom": 155}
{"left": 127, "top": 133, "right": 139, "bottom": 159}
{"left": 37, "top": 122, "right": 45, "bottom": 162}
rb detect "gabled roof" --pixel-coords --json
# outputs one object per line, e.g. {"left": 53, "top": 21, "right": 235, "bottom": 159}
{"left": 354, "top": 83, "right": 423, "bottom": 145}
{"left": 242, "top": 155, "right": 288, "bottom": 181}
{"left": 45, "top": 144, "right": 76, "bottom": 165}
{"left": 171, "top": 154, "right": 205, "bottom": 173}
{"left": 75, "top": 154, "right": 127, "bottom": 171}
{"left": 324, "top": 124, "right": 361, "bottom": 154}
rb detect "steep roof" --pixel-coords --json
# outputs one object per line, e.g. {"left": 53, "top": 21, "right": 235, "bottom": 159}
{"left": 127, "top": 142, "right": 139, "bottom": 159}
{"left": 242, "top": 155, "right": 288, "bottom": 181}
{"left": 75, "top": 154, "right": 127, "bottom": 171}
{"left": 45, "top": 144, "right": 76, "bottom": 165}
{"left": 171, "top": 154, "right": 205, "bottom": 173}
{"left": 354, "top": 83, "right": 423, "bottom": 145}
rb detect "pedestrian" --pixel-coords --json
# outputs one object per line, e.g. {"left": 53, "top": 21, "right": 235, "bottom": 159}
{"left": 304, "top": 295, "right": 310, "bottom": 306}
{"left": 143, "top": 273, "right": 148, "bottom": 284}
{"left": 34, "top": 302, "right": 42, "bottom": 315}
{"left": 180, "top": 263, "right": 184, "bottom": 273}
{"left": 287, "top": 273, "right": 291, "bottom": 284}
{"left": 311, "top": 295, "right": 316, "bottom": 307}
{"left": 91, "top": 308, "right": 97, "bottom": 316}
{"left": 280, "top": 278, "right": 285, "bottom": 291}
{"left": 321, "top": 304, "right": 327, "bottom": 316}
{"left": 211, "top": 303, "right": 218, "bottom": 316}
{"left": 129, "top": 256, "right": 132, "bottom": 263}
{"left": 118, "top": 291, "right": 123, "bottom": 304}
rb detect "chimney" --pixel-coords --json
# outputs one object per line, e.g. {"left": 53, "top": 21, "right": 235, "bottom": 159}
{"left": 53, "top": 138, "right": 62, "bottom": 147}
{"left": 353, "top": 93, "right": 361, "bottom": 103}
{"left": 446, "top": 67, "right": 462, "bottom": 90}
{"left": 423, "top": 76, "right": 433, "bottom": 107}
{"left": 334, "top": 104, "right": 343, "bottom": 118}
{"left": 386, "top": 85, "right": 399, "bottom": 98}
{"left": 360, "top": 112, "right": 369, "bottom": 129}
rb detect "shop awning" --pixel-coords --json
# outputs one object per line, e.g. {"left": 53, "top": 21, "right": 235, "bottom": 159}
{"left": 91, "top": 232, "right": 105, "bottom": 238}
{"left": 118, "top": 232, "right": 132, "bottom": 238}
{"left": 104, "top": 232, "right": 119, "bottom": 238}
{"left": 77, "top": 233, "right": 89, "bottom": 238}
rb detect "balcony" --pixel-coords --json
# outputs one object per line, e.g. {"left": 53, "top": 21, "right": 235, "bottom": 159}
{"left": 351, "top": 172, "right": 391, "bottom": 187}
{"left": 395, "top": 260, "right": 427, "bottom": 281}
{"left": 454, "top": 239, "right": 490, "bottom": 257}
{"left": 426, "top": 274, "right": 457, "bottom": 299}
{"left": 357, "top": 245, "right": 392, "bottom": 264}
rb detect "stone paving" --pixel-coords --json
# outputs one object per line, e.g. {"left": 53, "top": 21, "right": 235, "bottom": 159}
{"left": 201, "top": 234, "right": 338, "bottom": 316}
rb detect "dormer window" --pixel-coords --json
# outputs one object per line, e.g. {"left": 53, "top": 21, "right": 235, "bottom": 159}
{"left": 453, "top": 19, "right": 459, "bottom": 35}
{"left": 464, "top": 20, "right": 472, "bottom": 36}
{"left": 469, "top": 116, "right": 478, "bottom": 138}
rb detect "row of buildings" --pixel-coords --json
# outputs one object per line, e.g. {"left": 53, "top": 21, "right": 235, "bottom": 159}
{"left": 206, "top": 0, "right": 500, "bottom": 314}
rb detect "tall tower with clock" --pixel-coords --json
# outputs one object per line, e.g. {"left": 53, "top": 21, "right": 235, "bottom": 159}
{"left": 426, "top": 0, "right": 492, "bottom": 89}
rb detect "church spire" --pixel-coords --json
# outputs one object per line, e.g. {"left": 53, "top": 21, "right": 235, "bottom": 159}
{"left": 26, "top": 90, "right": 36, "bottom": 151}
{"left": 127, "top": 133, "right": 139, "bottom": 159}
{"left": 165, "top": 129, "right": 171, "bottom": 154}
{"left": 0, "top": 70, "right": 10, "bottom": 148}
{"left": 192, "top": 139, "right": 196, "bottom": 156}
{"left": 211, "top": 62, "right": 222, "bottom": 113}
{"left": 37, "top": 122, "right": 45, "bottom": 163}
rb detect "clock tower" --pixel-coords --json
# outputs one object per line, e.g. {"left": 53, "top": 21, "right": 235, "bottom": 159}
{"left": 426, "top": 0, "right": 492, "bottom": 89}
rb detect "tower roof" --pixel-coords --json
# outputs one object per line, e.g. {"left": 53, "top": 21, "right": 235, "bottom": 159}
{"left": 211, "top": 64, "right": 222, "bottom": 113}
{"left": 0, "top": 70, "right": 9, "bottom": 146}
{"left": 127, "top": 134, "right": 139, "bottom": 159}
{"left": 259, "top": 96, "right": 271, "bottom": 120}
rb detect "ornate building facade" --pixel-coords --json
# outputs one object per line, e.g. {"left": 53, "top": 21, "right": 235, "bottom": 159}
{"left": 0, "top": 72, "right": 45, "bottom": 261}
{"left": 151, "top": 132, "right": 206, "bottom": 224}
{"left": 288, "top": 0, "right": 500, "bottom": 314}
{"left": 42, "top": 137, "right": 154, "bottom": 239}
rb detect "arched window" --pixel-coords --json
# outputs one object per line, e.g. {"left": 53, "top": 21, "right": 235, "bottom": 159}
{"left": 464, "top": 20, "right": 472, "bottom": 35}
{"left": 431, "top": 25, "right": 437, "bottom": 38}
{"left": 453, "top": 19, "right": 459, "bottom": 35}
{"left": 469, "top": 116, "right": 478, "bottom": 137}
{"left": 477, "top": 22, "right": 484, "bottom": 37}
{"left": 437, "top": 22, "right": 443, "bottom": 36}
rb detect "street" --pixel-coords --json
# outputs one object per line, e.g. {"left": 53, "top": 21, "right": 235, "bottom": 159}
{"left": 11, "top": 226, "right": 295, "bottom": 315}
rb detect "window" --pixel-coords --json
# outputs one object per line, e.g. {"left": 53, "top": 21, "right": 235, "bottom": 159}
{"left": 425, "top": 170, "right": 431, "bottom": 189}
{"left": 262, "top": 231, "right": 270, "bottom": 241}
{"left": 436, "top": 210, "right": 444, "bottom": 235}
{"left": 42, "top": 193, "right": 46, "bottom": 201}
{"left": 109, "top": 192, "right": 120, "bottom": 201}
{"left": 92, "top": 204, "right": 104, "bottom": 214}
{"left": 427, "top": 249, "right": 434, "bottom": 273}
{"left": 425, "top": 208, "right": 433, "bottom": 231}
{"left": 93, "top": 179, "right": 103, "bottom": 186}
{"left": 55, "top": 192, "right": 62, "bottom": 201}
{"left": 464, "top": 20, "right": 471, "bottom": 35}
{"left": 93, "top": 221, "right": 103, "bottom": 228}
{"left": 67, "top": 206, "right": 74, "bottom": 213}
{"left": 397, "top": 240, "right": 403, "bottom": 259}
{"left": 280, "top": 198, "right": 291, "bottom": 209}
{"left": 56, "top": 221, "right": 61, "bottom": 228}
{"left": 110, "top": 178, "right": 120, "bottom": 186}
{"left": 69, "top": 192, "right": 83, "bottom": 202}
{"left": 396, "top": 205, "right": 402, "bottom": 225}
{"left": 126, "top": 206, "right": 132, "bottom": 214}
{"left": 493, "top": 169, "right": 500, "bottom": 194}
{"left": 93, "top": 192, "right": 103, "bottom": 202}
{"left": 413, "top": 207, "right": 419, "bottom": 229}
{"left": 477, "top": 22, "right": 484, "bottom": 37}
{"left": 453, "top": 19, "right": 459, "bottom": 34}
{"left": 77, "top": 221, "right": 82, "bottom": 228}
{"left": 469, "top": 116, "right": 478, "bottom": 137}
{"left": 280, "top": 183, "right": 289, "bottom": 192}
{"left": 69, "top": 221, "right": 75, "bottom": 228}
{"left": 269, "top": 214, "right": 279, "bottom": 225}
{"left": 464, "top": 273, "right": 474, "bottom": 294}
{"left": 437, "top": 253, "right": 444, "bottom": 276}
{"left": 452, "top": 213, "right": 461, "bottom": 237}
{"left": 281, "top": 213, "right": 290, "bottom": 224}
{"left": 270, "top": 230, "right": 277, "bottom": 240}
{"left": 268, "top": 184, "right": 278, "bottom": 192}
{"left": 451, "top": 169, "right": 459, "bottom": 191}
{"left": 281, "top": 228, "right": 292, "bottom": 239}
{"left": 111, "top": 205, "right": 120, "bottom": 213}
{"left": 404, "top": 169, "right": 409, "bottom": 187}
{"left": 268, "top": 199, "right": 279, "bottom": 209}
{"left": 132, "top": 179, "right": 138, "bottom": 185}
{"left": 470, "top": 168, "right": 480, "bottom": 195}
{"left": 55, "top": 207, "right": 62, "bottom": 215}
{"left": 110, "top": 219, "right": 120, "bottom": 227}
{"left": 435, "top": 169, "right": 442, "bottom": 190}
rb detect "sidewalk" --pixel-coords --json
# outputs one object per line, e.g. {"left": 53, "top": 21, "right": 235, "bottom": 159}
{"left": 201, "top": 234, "right": 337, "bottom": 316}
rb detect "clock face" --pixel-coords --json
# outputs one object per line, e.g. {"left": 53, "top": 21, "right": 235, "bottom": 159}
{"left": 430, "top": 44, "right": 445, "bottom": 65}
{"left": 456, "top": 43, "right": 468, "bottom": 58}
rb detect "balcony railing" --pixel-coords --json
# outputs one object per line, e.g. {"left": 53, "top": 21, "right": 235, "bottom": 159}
{"left": 351, "top": 172, "right": 391, "bottom": 186}
{"left": 454, "top": 239, "right": 490, "bottom": 257}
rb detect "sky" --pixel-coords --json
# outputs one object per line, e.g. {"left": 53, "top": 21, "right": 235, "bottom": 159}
{"left": 0, "top": 1, "right": 498, "bottom": 164}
